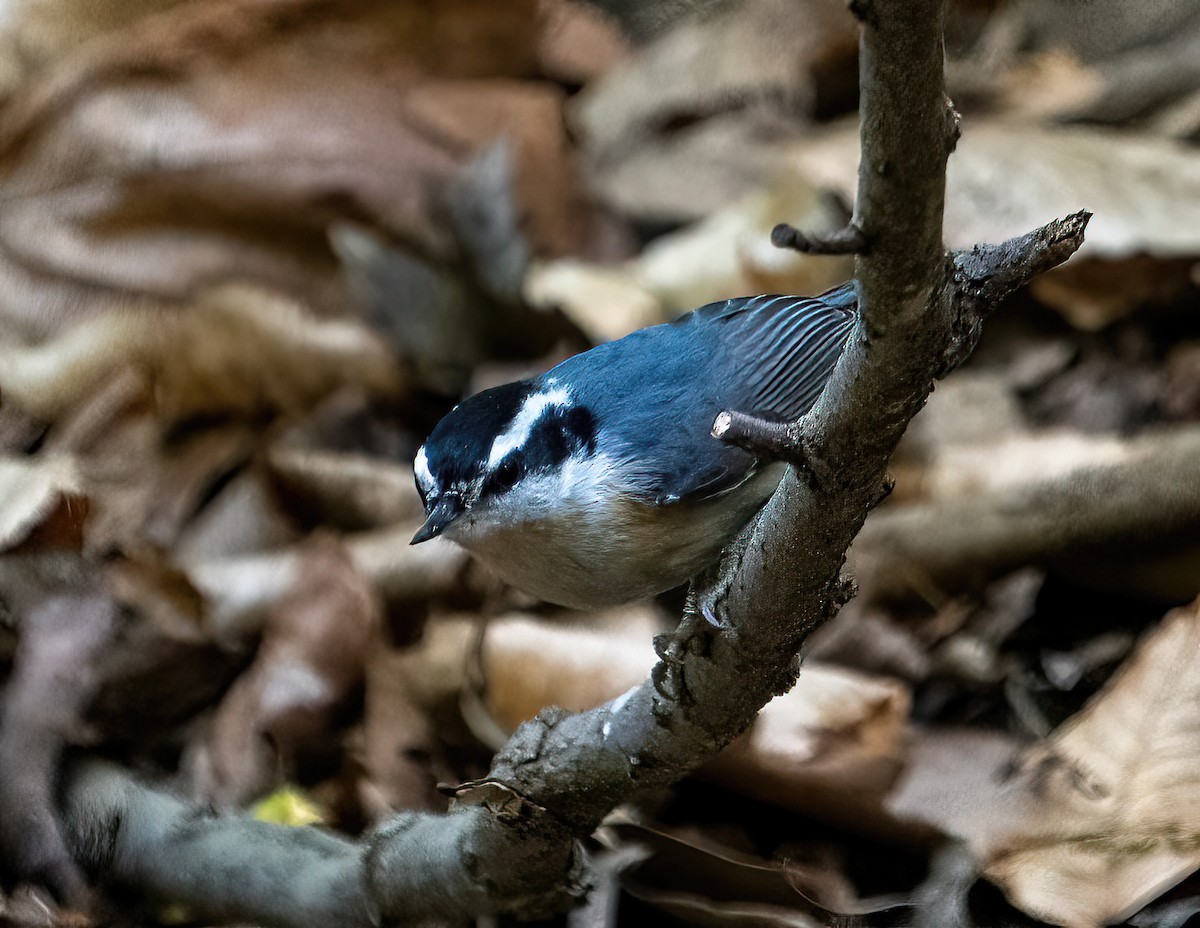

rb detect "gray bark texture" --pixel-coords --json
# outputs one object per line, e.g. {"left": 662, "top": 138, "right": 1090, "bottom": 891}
{"left": 56, "top": 0, "right": 1090, "bottom": 924}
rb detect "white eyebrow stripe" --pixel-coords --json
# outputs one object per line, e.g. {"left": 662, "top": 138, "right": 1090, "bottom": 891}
{"left": 487, "top": 386, "right": 571, "bottom": 468}
{"left": 414, "top": 445, "right": 435, "bottom": 493}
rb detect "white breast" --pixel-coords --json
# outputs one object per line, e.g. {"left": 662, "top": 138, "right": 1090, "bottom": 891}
{"left": 444, "top": 455, "right": 784, "bottom": 609}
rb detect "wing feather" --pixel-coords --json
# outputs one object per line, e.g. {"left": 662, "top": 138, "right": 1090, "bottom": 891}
{"left": 727, "top": 284, "right": 857, "bottom": 421}
{"left": 617, "top": 283, "right": 857, "bottom": 506}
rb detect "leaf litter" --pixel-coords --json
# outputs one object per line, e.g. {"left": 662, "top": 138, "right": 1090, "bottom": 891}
{"left": 0, "top": 1, "right": 1198, "bottom": 925}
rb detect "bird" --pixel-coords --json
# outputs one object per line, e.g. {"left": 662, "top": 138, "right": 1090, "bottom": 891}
{"left": 410, "top": 283, "right": 858, "bottom": 610}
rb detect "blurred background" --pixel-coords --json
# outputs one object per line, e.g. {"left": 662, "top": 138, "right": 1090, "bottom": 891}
{"left": 0, "top": 0, "right": 1199, "bottom": 925}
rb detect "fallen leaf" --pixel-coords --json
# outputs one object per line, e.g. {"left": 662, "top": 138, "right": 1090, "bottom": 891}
{"left": 173, "top": 467, "right": 298, "bottom": 565}
{"left": 265, "top": 449, "right": 423, "bottom": 533}
{"left": 88, "top": 556, "right": 242, "bottom": 739}
{"left": 704, "top": 662, "right": 910, "bottom": 831}
{"left": 0, "top": 284, "right": 401, "bottom": 425}
{"left": 525, "top": 171, "right": 853, "bottom": 341}
{"left": 0, "top": 455, "right": 86, "bottom": 552}
{"left": 188, "top": 535, "right": 379, "bottom": 807}
{"left": 788, "top": 119, "right": 1200, "bottom": 265}
{"left": 891, "top": 601, "right": 1200, "bottom": 927}
{"left": 0, "top": 0, "right": 596, "bottom": 338}
{"left": 536, "top": 0, "right": 630, "bottom": 85}
{"left": 977, "top": 599, "right": 1200, "bottom": 926}
{"left": 572, "top": 0, "right": 858, "bottom": 218}
{"left": 852, "top": 426, "right": 1200, "bottom": 604}
{"left": 356, "top": 647, "right": 456, "bottom": 818}
{"left": 0, "top": 0, "right": 190, "bottom": 98}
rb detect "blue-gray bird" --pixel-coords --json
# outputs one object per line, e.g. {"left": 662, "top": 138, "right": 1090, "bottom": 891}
{"left": 411, "top": 284, "right": 857, "bottom": 609}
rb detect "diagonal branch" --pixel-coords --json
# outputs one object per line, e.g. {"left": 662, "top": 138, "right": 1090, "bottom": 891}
{"left": 57, "top": 1, "right": 1089, "bottom": 925}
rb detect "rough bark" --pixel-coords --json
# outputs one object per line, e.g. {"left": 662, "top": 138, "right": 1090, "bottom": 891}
{"left": 57, "top": 1, "right": 1090, "bottom": 924}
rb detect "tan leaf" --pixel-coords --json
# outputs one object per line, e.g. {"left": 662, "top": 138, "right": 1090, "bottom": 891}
{"left": 572, "top": 0, "right": 858, "bottom": 220}
{"left": 189, "top": 525, "right": 468, "bottom": 642}
{"left": 535, "top": 0, "right": 630, "bottom": 85}
{"left": 853, "top": 426, "right": 1200, "bottom": 604}
{"left": 264, "top": 449, "right": 424, "bottom": 533}
{"left": 524, "top": 170, "right": 852, "bottom": 342}
{"left": 0, "top": 454, "right": 85, "bottom": 551}
{"left": 788, "top": 119, "right": 1200, "bottom": 262}
{"left": 890, "top": 602, "right": 1200, "bottom": 927}
{"left": 971, "top": 600, "right": 1200, "bottom": 926}
{"left": 0, "top": 285, "right": 400, "bottom": 425}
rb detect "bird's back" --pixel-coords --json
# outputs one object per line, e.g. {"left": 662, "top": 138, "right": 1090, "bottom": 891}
{"left": 548, "top": 284, "right": 857, "bottom": 505}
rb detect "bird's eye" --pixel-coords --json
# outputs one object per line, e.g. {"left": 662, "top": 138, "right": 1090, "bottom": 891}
{"left": 489, "top": 455, "right": 524, "bottom": 494}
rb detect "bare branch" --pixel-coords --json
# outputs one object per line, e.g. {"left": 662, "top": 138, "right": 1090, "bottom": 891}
{"left": 711, "top": 411, "right": 796, "bottom": 461}
{"left": 770, "top": 222, "right": 867, "bottom": 255}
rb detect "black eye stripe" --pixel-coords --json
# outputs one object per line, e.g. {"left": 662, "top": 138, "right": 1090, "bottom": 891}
{"left": 532, "top": 406, "right": 594, "bottom": 455}
{"left": 563, "top": 406, "right": 596, "bottom": 453}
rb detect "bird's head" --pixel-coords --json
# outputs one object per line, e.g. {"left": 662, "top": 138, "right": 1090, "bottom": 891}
{"left": 412, "top": 380, "right": 598, "bottom": 544}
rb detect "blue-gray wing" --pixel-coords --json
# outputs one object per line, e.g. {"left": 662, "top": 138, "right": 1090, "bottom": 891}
{"left": 661, "top": 283, "right": 857, "bottom": 502}
{"left": 574, "top": 284, "right": 858, "bottom": 505}
{"left": 706, "top": 283, "right": 857, "bottom": 421}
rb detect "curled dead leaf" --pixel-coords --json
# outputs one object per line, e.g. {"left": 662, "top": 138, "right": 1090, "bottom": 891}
{"left": 976, "top": 599, "right": 1200, "bottom": 927}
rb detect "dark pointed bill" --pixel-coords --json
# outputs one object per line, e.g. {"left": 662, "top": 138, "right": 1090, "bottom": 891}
{"left": 410, "top": 493, "right": 465, "bottom": 545}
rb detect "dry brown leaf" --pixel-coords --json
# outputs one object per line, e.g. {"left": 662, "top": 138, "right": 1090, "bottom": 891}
{"left": 0, "top": 285, "right": 400, "bottom": 425}
{"left": 991, "top": 51, "right": 1106, "bottom": 122}
{"left": 917, "top": 431, "right": 1131, "bottom": 503}
{"left": 0, "top": 454, "right": 85, "bottom": 551}
{"left": 2, "top": 353, "right": 261, "bottom": 559}
{"left": 190, "top": 525, "right": 469, "bottom": 644}
{"left": 357, "top": 647, "right": 456, "bottom": 818}
{"left": 571, "top": 110, "right": 807, "bottom": 227}
{"left": 88, "top": 558, "right": 241, "bottom": 738}
{"left": 890, "top": 602, "right": 1200, "bottom": 927}
{"left": 974, "top": 600, "right": 1200, "bottom": 926}
{"left": 0, "top": 0, "right": 595, "bottom": 338}
{"left": 482, "top": 612, "right": 660, "bottom": 729}
{"left": 572, "top": 0, "right": 858, "bottom": 217}
{"left": 525, "top": 171, "right": 852, "bottom": 341}
{"left": 852, "top": 426, "right": 1200, "bottom": 604}
{"left": 885, "top": 727, "right": 1028, "bottom": 863}
{"left": 0, "top": 0, "right": 193, "bottom": 97}
{"left": 76, "top": 411, "right": 257, "bottom": 558}
{"left": 1028, "top": 256, "right": 1199, "bottom": 332}
{"left": 524, "top": 259, "right": 666, "bottom": 344}
{"left": 704, "top": 663, "right": 909, "bottom": 830}
{"left": 633, "top": 172, "right": 853, "bottom": 317}
{"left": 173, "top": 468, "right": 298, "bottom": 565}
{"left": 188, "top": 535, "right": 379, "bottom": 807}
{"left": 787, "top": 119, "right": 1200, "bottom": 283}
{"left": 536, "top": 0, "right": 630, "bottom": 85}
